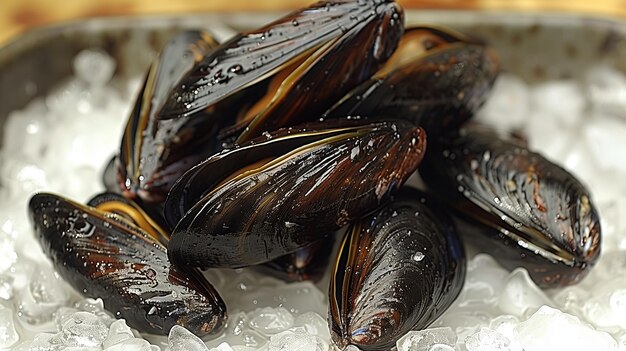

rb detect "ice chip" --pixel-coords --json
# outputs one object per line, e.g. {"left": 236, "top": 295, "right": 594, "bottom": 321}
{"left": 210, "top": 342, "right": 236, "bottom": 351}
{"left": 248, "top": 307, "right": 295, "bottom": 334}
{"left": 428, "top": 345, "right": 455, "bottom": 351}
{"left": 293, "top": 312, "right": 330, "bottom": 339}
{"left": 585, "top": 65, "right": 626, "bottom": 117}
{"left": 103, "top": 320, "right": 135, "bottom": 348}
{"left": 61, "top": 311, "right": 109, "bottom": 347}
{"left": 396, "top": 327, "right": 456, "bottom": 351}
{"left": 268, "top": 330, "right": 328, "bottom": 351}
{"left": 0, "top": 308, "right": 19, "bottom": 348}
{"left": 168, "top": 325, "right": 209, "bottom": 351}
{"left": 516, "top": 306, "right": 618, "bottom": 351}
{"left": 530, "top": 80, "right": 585, "bottom": 128}
{"left": 73, "top": 50, "right": 116, "bottom": 87}
{"left": 465, "top": 327, "right": 510, "bottom": 351}
{"left": 584, "top": 113, "right": 626, "bottom": 173}
{"left": 498, "top": 268, "right": 552, "bottom": 316}
{"left": 476, "top": 73, "right": 530, "bottom": 131}
{"left": 105, "top": 337, "right": 155, "bottom": 351}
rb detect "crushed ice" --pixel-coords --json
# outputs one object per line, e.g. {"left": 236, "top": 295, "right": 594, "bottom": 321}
{"left": 0, "top": 45, "right": 626, "bottom": 350}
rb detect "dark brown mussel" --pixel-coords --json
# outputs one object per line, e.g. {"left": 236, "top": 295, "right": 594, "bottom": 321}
{"left": 165, "top": 119, "right": 426, "bottom": 268}
{"left": 255, "top": 235, "right": 336, "bottom": 282}
{"left": 329, "top": 188, "right": 466, "bottom": 351}
{"left": 117, "top": 30, "right": 229, "bottom": 204}
{"left": 323, "top": 26, "right": 499, "bottom": 137}
{"left": 157, "top": 0, "right": 405, "bottom": 144}
{"left": 28, "top": 192, "right": 227, "bottom": 336}
{"left": 419, "top": 127, "right": 601, "bottom": 288}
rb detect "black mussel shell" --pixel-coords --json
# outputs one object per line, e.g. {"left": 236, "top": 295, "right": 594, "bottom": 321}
{"left": 419, "top": 127, "right": 601, "bottom": 288}
{"left": 166, "top": 119, "right": 426, "bottom": 268}
{"left": 324, "top": 27, "right": 499, "bottom": 137}
{"left": 159, "top": 0, "right": 404, "bottom": 120}
{"left": 29, "top": 193, "right": 227, "bottom": 336}
{"left": 118, "top": 30, "right": 227, "bottom": 204}
{"left": 234, "top": 1, "right": 404, "bottom": 143}
{"left": 256, "top": 235, "right": 336, "bottom": 282}
{"left": 329, "top": 188, "right": 466, "bottom": 351}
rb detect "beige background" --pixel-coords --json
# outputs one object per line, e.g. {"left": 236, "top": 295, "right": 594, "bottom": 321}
{"left": 1, "top": 0, "right": 626, "bottom": 45}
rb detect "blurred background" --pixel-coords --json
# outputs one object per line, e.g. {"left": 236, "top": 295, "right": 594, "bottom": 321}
{"left": 1, "top": 0, "right": 625, "bottom": 45}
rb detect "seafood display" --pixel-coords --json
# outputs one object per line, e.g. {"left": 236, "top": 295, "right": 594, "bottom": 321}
{"left": 22, "top": 0, "right": 605, "bottom": 350}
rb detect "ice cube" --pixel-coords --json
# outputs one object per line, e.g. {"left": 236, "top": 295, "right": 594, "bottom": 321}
{"left": 0, "top": 308, "right": 19, "bottom": 348}
{"left": 475, "top": 73, "right": 530, "bottom": 131}
{"left": 465, "top": 327, "right": 510, "bottom": 351}
{"left": 488, "top": 315, "right": 518, "bottom": 336}
{"left": 428, "top": 345, "right": 455, "bottom": 351}
{"left": 248, "top": 307, "right": 295, "bottom": 335}
{"left": 581, "top": 278, "right": 626, "bottom": 330}
{"left": 584, "top": 113, "right": 626, "bottom": 173}
{"left": 105, "top": 338, "right": 155, "bottom": 351}
{"left": 458, "top": 254, "right": 509, "bottom": 308}
{"left": 498, "top": 268, "right": 552, "bottom": 317}
{"left": 0, "top": 236, "right": 17, "bottom": 274}
{"left": 168, "top": 325, "right": 209, "bottom": 351}
{"left": 28, "top": 332, "right": 64, "bottom": 350}
{"left": 585, "top": 65, "right": 626, "bottom": 118}
{"left": 268, "top": 330, "right": 328, "bottom": 351}
{"left": 293, "top": 312, "right": 330, "bottom": 339}
{"left": 17, "top": 263, "right": 73, "bottom": 325}
{"left": 551, "top": 286, "right": 591, "bottom": 316}
{"left": 103, "top": 320, "right": 135, "bottom": 348}
{"left": 396, "top": 327, "right": 456, "bottom": 351}
{"left": 73, "top": 50, "right": 116, "bottom": 88}
{"left": 60, "top": 312, "right": 109, "bottom": 347}
{"left": 210, "top": 342, "right": 236, "bottom": 351}
{"left": 530, "top": 80, "right": 585, "bottom": 128}
{"left": 515, "top": 306, "right": 618, "bottom": 351}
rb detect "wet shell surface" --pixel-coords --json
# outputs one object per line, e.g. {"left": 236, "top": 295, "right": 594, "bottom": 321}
{"left": 28, "top": 193, "right": 227, "bottom": 336}
{"left": 329, "top": 188, "right": 466, "bottom": 351}
{"left": 166, "top": 120, "right": 426, "bottom": 268}
{"left": 419, "top": 127, "right": 601, "bottom": 288}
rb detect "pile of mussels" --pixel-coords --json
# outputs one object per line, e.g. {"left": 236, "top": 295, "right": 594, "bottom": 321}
{"left": 27, "top": 0, "right": 602, "bottom": 350}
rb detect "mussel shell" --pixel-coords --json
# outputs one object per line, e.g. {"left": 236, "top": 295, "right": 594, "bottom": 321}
{"left": 87, "top": 192, "right": 171, "bottom": 244}
{"left": 166, "top": 119, "right": 426, "bottom": 268}
{"left": 419, "top": 127, "right": 601, "bottom": 287}
{"left": 158, "top": 0, "right": 404, "bottom": 120}
{"left": 255, "top": 235, "right": 336, "bottom": 282}
{"left": 329, "top": 188, "right": 466, "bottom": 351}
{"left": 118, "top": 30, "right": 224, "bottom": 204}
{"left": 324, "top": 30, "right": 499, "bottom": 137}
{"left": 234, "top": 1, "right": 404, "bottom": 143}
{"left": 29, "top": 193, "right": 227, "bottom": 336}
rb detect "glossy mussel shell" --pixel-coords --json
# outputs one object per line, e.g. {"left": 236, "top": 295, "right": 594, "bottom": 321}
{"left": 165, "top": 120, "right": 426, "bottom": 268}
{"left": 159, "top": 0, "right": 404, "bottom": 126}
{"left": 329, "top": 188, "right": 466, "bottom": 351}
{"left": 324, "top": 26, "right": 499, "bottom": 137}
{"left": 118, "top": 30, "right": 224, "bottom": 204}
{"left": 28, "top": 193, "right": 227, "bottom": 336}
{"left": 419, "top": 127, "right": 601, "bottom": 288}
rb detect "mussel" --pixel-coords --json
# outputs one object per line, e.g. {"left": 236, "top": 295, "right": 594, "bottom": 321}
{"left": 28, "top": 193, "right": 227, "bottom": 336}
{"left": 165, "top": 119, "right": 426, "bottom": 268}
{"left": 329, "top": 188, "right": 466, "bottom": 350}
{"left": 117, "top": 30, "right": 225, "bottom": 204}
{"left": 323, "top": 26, "right": 499, "bottom": 137}
{"left": 158, "top": 0, "right": 404, "bottom": 126}
{"left": 118, "top": 1, "right": 406, "bottom": 204}
{"left": 419, "top": 126, "right": 601, "bottom": 288}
